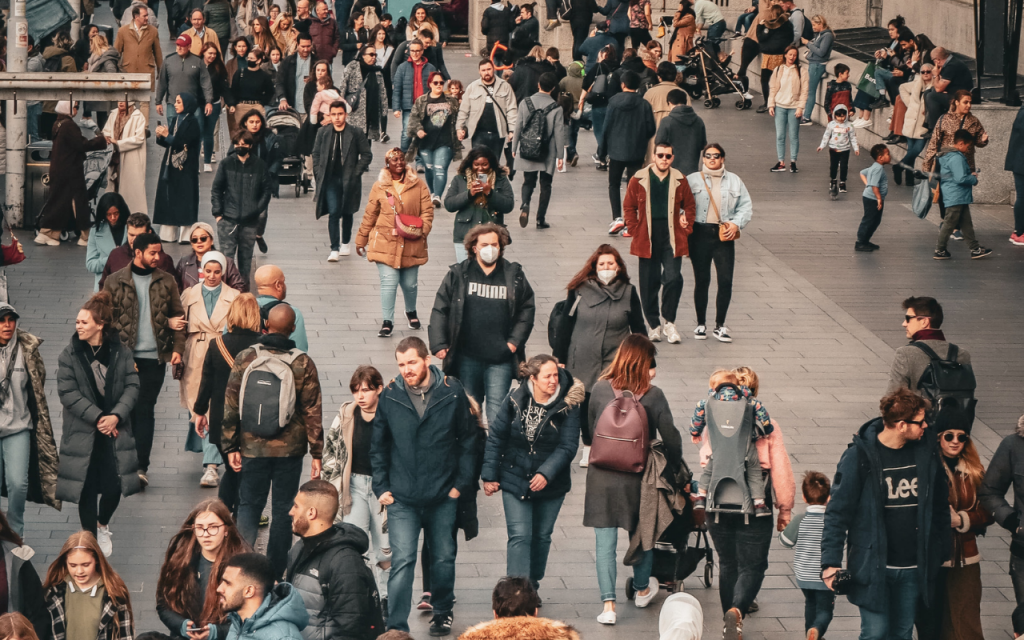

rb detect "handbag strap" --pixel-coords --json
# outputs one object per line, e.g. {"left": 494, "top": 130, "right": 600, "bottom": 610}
{"left": 701, "top": 173, "right": 723, "bottom": 223}
{"left": 215, "top": 336, "right": 234, "bottom": 367}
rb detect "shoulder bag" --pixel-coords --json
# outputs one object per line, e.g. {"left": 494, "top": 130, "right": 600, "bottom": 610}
{"left": 387, "top": 190, "right": 424, "bottom": 240}
{"left": 702, "top": 174, "right": 740, "bottom": 241}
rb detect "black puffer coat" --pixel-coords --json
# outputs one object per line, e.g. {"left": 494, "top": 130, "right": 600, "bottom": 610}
{"left": 211, "top": 154, "right": 273, "bottom": 223}
{"left": 285, "top": 524, "right": 385, "bottom": 640}
{"left": 481, "top": 368, "right": 584, "bottom": 500}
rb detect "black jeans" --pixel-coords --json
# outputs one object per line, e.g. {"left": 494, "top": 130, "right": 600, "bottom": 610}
{"left": 521, "top": 171, "right": 553, "bottom": 221}
{"left": 802, "top": 588, "right": 836, "bottom": 637}
{"left": 1010, "top": 554, "right": 1024, "bottom": 635}
{"left": 472, "top": 130, "right": 506, "bottom": 165}
{"left": 829, "top": 149, "right": 850, "bottom": 181}
{"left": 857, "top": 196, "right": 884, "bottom": 244}
{"left": 737, "top": 38, "right": 759, "bottom": 84}
{"left": 608, "top": 159, "right": 642, "bottom": 220}
{"left": 237, "top": 456, "right": 304, "bottom": 579}
{"left": 914, "top": 565, "right": 948, "bottom": 640}
{"left": 689, "top": 223, "right": 736, "bottom": 327}
{"left": 925, "top": 91, "right": 954, "bottom": 130}
{"left": 79, "top": 433, "right": 121, "bottom": 534}
{"left": 571, "top": 22, "right": 590, "bottom": 61}
{"left": 638, "top": 217, "right": 683, "bottom": 327}
{"left": 706, "top": 512, "right": 773, "bottom": 616}
{"left": 1015, "top": 172, "right": 1024, "bottom": 234}
{"left": 208, "top": 422, "right": 240, "bottom": 515}
{"left": 131, "top": 358, "right": 166, "bottom": 472}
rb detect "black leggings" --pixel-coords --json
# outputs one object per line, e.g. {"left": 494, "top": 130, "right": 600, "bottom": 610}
{"left": 608, "top": 159, "right": 643, "bottom": 220}
{"left": 689, "top": 223, "right": 736, "bottom": 327}
{"left": 580, "top": 391, "right": 593, "bottom": 446}
{"left": 738, "top": 38, "right": 760, "bottom": 92}
{"left": 829, "top": 149, "right": 850, "bottom": 181}
{"left": 79, "top": 435, "right": 122, "bottom": 535}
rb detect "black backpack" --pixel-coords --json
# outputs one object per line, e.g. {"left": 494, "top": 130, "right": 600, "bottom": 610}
{"left": 43, "top": 55, "right": 65, "bottom": 72}
{"left": 518, "top": 96, "right": 559, "bottom": 161}
{"left": 910, "top": 342, "right": 977, "bottom": 425}
{"left": 793, "top": 9, "right": 814, "bottom": 42}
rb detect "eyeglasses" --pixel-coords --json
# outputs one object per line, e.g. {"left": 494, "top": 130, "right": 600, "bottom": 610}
{"left": 655, "top": 153, "right": 673, "bottom": 159}
{"left": 365, "top": 52, "right": 377, "bottom": 57}
{"left": 409, "top": 48, "right": 423, "bottom": 53}
{"left": 704, "top": 153, "right": 722, "bottom": 159}
{"left": 942, "top": 432, "right": 969, "bottom": 443}
{"left": 192, "top": 523, "right": 224, "bottom": 536}
{"left": 190, "top": 235, "right": 211, "bottom": 243}
{"left": 904, "top": 314, "right": 928, "bottom": 323}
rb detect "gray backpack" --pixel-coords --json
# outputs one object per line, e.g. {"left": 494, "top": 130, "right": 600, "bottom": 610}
{"left": 705, "top": 386, "right": 757, "bottom": 521}
{"left": 239, "top": 345, "right": 303, "bottom": 439}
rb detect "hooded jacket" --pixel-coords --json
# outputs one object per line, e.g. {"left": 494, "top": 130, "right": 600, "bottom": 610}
{"left": 936, "top": 147, "right": 977, "bottom": 207}
{"left": 355, "top": 167, "right": 434, "bottom": 269}
{"left": 225, "top": 583, "right": 308, "bottom": 640}
{"left": 9, "top": 331, "right": 61, "bottom": 511}
{"left": 557, "top": 61, "right": 585, "bottom": 105}
{"left": 481, "top": 368, "right": 584, "bottom": 500}
{"left": 623, "top": 165, "right": 696, "bottom": 258}
{"left": 818, "top": 104, "right": 859, "bottom": 152}
{"left": 285, "top": 524, "right": 384, "bottom": 640}
{"left": 601, "top": 91, "right": 656, "bottom": 163}
{"left": 821, "top": 417, "right": 951, "bottom": 612}
{"left": 459, "top": 616, "right": 581, "bottom": 640}
{"left": 980, "top": 416, "right": 1024, "bottom": 559}
{"left": 654, "top": 105, "right": 707, "bottom": 175}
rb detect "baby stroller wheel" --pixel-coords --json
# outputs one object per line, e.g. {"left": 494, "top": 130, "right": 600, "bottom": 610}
{"left": 735, "top": 99, "right": 746, "bottom": 110}
{"left": 712, "top": 97, "right": 721, "bottom": 108}
{"left": 703, "top": 99, "right": 714, "bottom": 109}
{"left": 744, "top": 99, "right": 753, "bottom": 109}
{"left": 625, "top": 577, "right": 636, "bottom": 600}
{"left": 295, "top": 184, "right": 301, "bottom": 198}
{"left": 703, "top": 562, "right": 714, "bottom": 588}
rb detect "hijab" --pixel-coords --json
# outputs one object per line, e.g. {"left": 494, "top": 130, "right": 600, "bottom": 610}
{"left": 55, "top": 101, "right": 73, "bottom": 116}
{"left": 177, "top": 93, "right": 199, "bottom": 127}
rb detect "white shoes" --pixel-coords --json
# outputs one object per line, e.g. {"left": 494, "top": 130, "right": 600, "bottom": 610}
{"left": 694, "top": 324, "right": 707, "bottom": 340}
{"left": 327, "top": 251, "right": 340, "bottom": 262}
{"left": 648, "top": 325, "right": 662, "bottom": 342}
{"left": 431, "top": 194, "right": 442, "bottom": 208}
{"left": 34, "top": 233, "right": 59, "bottom": 246}
{"left": 634, "top": 577, "right": 659, "bottom": 608}
{"left": 596, "top": 610, "right": 617, "bottom": 625}
{"left": 200, "top": 465, "right": 220, "bottom": 488}
{"left": 853, "top": 118, "right": 871, "bottom": 128}
{"left": 96, "top": 525, "right": 113, "bottom": 557}
{"left": 339, "top": 243, "right": 352, "bottom": 256}
{"left": 579, "top": 445, "right": 590, "bottom": 468}
{"left": 204, "top": 163, "right": 212, "bottom": 173}
{"left": 76, "top": 236, "right": 89, "bottom": 247}
{"left": 713, "top": 326, "right": 733, "bottom": 343}
{"left": 663, "top": 322, "right": 681, "bottom": 344}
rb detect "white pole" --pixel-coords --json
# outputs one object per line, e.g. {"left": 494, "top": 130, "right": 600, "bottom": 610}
{"left": 5, "top": 0, "right": 27, "bottom": 228}
{"left": 69, "top": 0, "right": 82, "bottom": 40}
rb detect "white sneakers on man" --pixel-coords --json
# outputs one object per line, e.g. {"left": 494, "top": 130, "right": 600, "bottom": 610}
{"left": 327, "top": 251, "right": 340, "bottom": 262}
{"left": 200, "top": 465, "right": 219, "bottom": 488}
{"left": 648, "top": 325, "right": 662, "bottom": 342}
{"left": 663, "top": 322, "right": 682, "bottom": 344}
{"left": 339, "top": 243, "right": 352, "bottom": 256}
{"left": 96, "top": 525, "right": 113, "bottom": 557}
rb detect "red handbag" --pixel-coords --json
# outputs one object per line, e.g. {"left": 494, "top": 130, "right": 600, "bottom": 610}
{"left": 387, "top": 191, "right": 424, "bottom": 240}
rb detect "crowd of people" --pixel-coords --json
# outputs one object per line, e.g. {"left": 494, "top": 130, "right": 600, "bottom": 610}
{"left": 2, "top": 0, "right": 1024, "bottom": 640}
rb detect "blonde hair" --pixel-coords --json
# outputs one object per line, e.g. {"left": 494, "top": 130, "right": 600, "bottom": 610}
{"left": 528, "top": 45, "right": 546, "bottom": 59}
{"left": 0, "top": 613, "right": 38, "bottom": 640}
{"left": 90, "top": 33, "right": 110, "bottom": 57}
{"left": 708, "top": 369, "right": 739, "bottom": 390}
{"left": 954, "top": 439, "right": 986, "bottom": 487}
{"left": 811, "top": 14, "right": 830, "bottom": 31}
{"left": 226, "top": 293, "right": 261, "bottom": 332}
{"left": 733, "top": 366, "right": 759, "bottom": 396}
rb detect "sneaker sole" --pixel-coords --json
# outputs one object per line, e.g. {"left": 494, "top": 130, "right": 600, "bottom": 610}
{"left": 666, "top": 336, "right": 681, "bottom": 344}
{"left": 1010, "top": 237, "right": 1024, "bottom": 246}
{"left": 428, "top": 629, "right": 451, "bottom": 637}
{"left": 694, "top": 334, "right": 707, "bottom": 340}
{"left": 714, "top": 334, "right": 733, "bottom": 343}
{"left": 933, "top": 255, "right": 951, "bottom": 260}
{"left": 971, "top": 252, "right": 992, "bottom": 259}
{"left": 724, "top": 608, "right": 743, "bottom": 640}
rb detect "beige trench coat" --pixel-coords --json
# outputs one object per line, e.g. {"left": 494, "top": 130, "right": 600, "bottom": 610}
{"left": 102, "top": 107, "right": 149, "bottom": 215}
{"left": 179, "top": 283, "right": 239, "bottom": 414}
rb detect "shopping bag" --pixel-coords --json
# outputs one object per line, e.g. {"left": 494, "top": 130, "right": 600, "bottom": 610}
{"left": 856, "top": 61, "right": 881, "bottom": 100}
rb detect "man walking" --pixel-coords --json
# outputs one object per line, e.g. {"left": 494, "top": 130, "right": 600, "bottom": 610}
{"left": 104, "top": 232, "right": 185, "bottom": 487}
{"left": 312, "top": 102, "right": 373, "bottom": 261}
{"left": 254, "top": 265, "right": 309, "bottom": 351}
{"left": 623, "top": 142, "right": 696, "bottom": 343}
{"left": 643, "top": 62, "right": 684, "bottom": 164}
{"left": 371, "top": 336, "right": 479, "bottom": 636}
{"left": 155, "top": 34, "right": 214, "bottom": 133}
{"left": 392, "top": 40, "right": 437, "bottom": 154}
{"left": 603, "top": 71, "right": 656, "bottom": 235}
{"left": 222, "top": 303, "right": 324, "bottom": 579}
{"left": 276, "top": 34, "right": 315, "bottom": 114}
{"left": 212, "top": 131, "right": 272, "bottom": 289}
{"left": 99, "top": 213, "right": 178, "bottom": 288}
{"left": 511, "top": 72, "right": 565, "bottom": 229}
{"left": 457, "top": 60, "right": 519, "bottom": 162}
{"left": 886, "top": 296, "right": 972, "bottom": 395}
{"left": 428, "top": 223, "right": 536, "bottom": 424}
{"left": 115, "top": 5, "right": 163, "bottom": 124}
{"left": 654, "top": 90, "right": 708, "bottom": 175}
{"left": 286, "top": 480, "right": 385, "bottom": 639}
{"left": 182, "top": 9, "right": 220, "bottom": 55}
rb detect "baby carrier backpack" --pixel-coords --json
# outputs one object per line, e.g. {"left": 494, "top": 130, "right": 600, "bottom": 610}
{"left": 704, "top": 384, "right": 757, "bottom": 522}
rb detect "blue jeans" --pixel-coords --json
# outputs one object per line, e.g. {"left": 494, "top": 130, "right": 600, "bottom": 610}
{"left": 27, "top": 103, "right": 42, "bottom": 143}
{"left": 900, "top": 137, "right": 927, "bottom": 173}
{"left": 344, "top": 473, "right": 391, "bottom": 598}
{"left": 457, "top": 356, "right": 514, "bottom": 425}
{"left": 199, "top": 102, "right": 222, "bottom": 163}
{"left": 595, "top": 527, "right": 653, "bottom": 601}
{"left": 323, "top": 176, "right": 352, "bottom": 250}
{"left": 502, "top": 492, "right": 565, "bottom": 589}
{"left": 418, "top": 146, "right": 453, "bottom": 196}
{"left": 804, "top": 63, "right": 827, "bottom": 120}
{"left": 376, "top": 263, "right": 418, "bottom": 323}
{"left": 568, "top": 117, "right": 582, "bottom": 159}
{"left": 858, "top": 568, "right": 918, "bottom": 640}
{"left": 874, "top": 66, "right": 894, "bottom": 99}
{"left": 706, "top": 20, "right": 727, "bottom": 58}
{"left": 399, "top": 110, "right": 412, "bottom": 152}
{"left": 592, "top": 105, "right": 608, "bottom": 160}
{"left": 453, "top": 243, "right": 468, "bottom": 262}
{"left": 774, "top": 106, "right": 799, "bottom": 161}
{"left": 237, "top": 455, "right": 303, "bottom": 579}
{"left": 387, "top": 498, "right": 458, "bottom": 630}
{"left": 0, "top": 431, "right": 31, "bottom": 535}
{"left": 735, "top": 11, "right": 757, "bottom": 34}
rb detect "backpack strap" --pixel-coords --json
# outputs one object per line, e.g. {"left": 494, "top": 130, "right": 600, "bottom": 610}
{"left": 215, "top": 336, "right": 234, "bottom": 367}
{"left": 909, "top": 340, "right": 946, "bottom": 363}
{"left": 612, "top": 387, "right": 645, "bottom": 402}
{"left": 525, "top": 96, "right": 536, "bottom": 115}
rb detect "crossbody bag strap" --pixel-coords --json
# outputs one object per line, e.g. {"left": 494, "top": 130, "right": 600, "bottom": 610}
{"left": 701, "top": 173, "right": 723, "bottom": 222}
{"left": 215, "top": 336, "right": 234, "bottom": 367}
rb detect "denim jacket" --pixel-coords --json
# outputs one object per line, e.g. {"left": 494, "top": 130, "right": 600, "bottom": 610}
{"left": 686, "top": 169, "right": 754, "bottom": 229}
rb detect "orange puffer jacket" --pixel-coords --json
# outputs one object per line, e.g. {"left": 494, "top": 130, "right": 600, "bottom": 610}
{"left": 356, "top": 167, "right": 435, "bottom": 269}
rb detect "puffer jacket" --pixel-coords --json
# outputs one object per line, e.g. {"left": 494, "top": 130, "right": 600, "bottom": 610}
{"left": 980, "top": 417, "right": 1024, "bottom": 559}
{"left": 103, "top": 266, "right": 186, "bottom": 363}
{"left": 14, "top": 331, "right": 61, "bottom": 511}
{"left": 225, "top": 583, "right": 307, "bottom": 640}
{"left": 459, "top": 616, "right": 581, "bottom": 640}
{"left": 204, "top": 0, "right": 234, "bottom": 46}
{"left": 443, "top": 170, "right": 516, "bottom": 243}
{"left": 481, "top": 368, "right": 584, "bottom": 500}
{"left": 392, "top": 58, "right": 437, "bottom": 111}
{"left": 211, "top": 154, "right": 273, "bottom": 223}
{"left": 285, "top": 524, "right": 384, "bottom": 640}
{"left": 943, "top": 457, "right": 993, "bottom": 567}
{"left": 90, "top": 48, "right": 121, "bottom": 73}
{"left": 355, "top": 167, "right": 434, "bottom": 269}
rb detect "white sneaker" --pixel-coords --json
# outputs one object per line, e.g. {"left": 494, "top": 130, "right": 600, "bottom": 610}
{"left": 694, "top": 325, "right": 707, "bottom": 340}
{"left": 596, "top": 611, "right": 617, "bottom": 625}
{"left": 339, "top": 243, "right": 352, "bottom": 256}
{"left": 608, "top": 218, "right": 625, "bottom": 235}
{"left": 204, "top": 163, "right": 212, "bottom": 173}
{"left": 634, "top": 577, "right": 659, "bottom": 608}
{"left": 200, "top": 465, "right": 220, "bottom": 488}
{"left": 648, "top": 325, "right": 662, "bottom": 342}
{"left": 76, "top": 236, "right": 89, "bottom": 247}
{"left": 853, "top": 118, "right": 871, "bottom": 129}
{"left": 579, "top": 445, "right": 590, "bottom": 468}
{"left": 34, "top": 233, "right": 59, "bottom": 246}
{"left": 664, "top": 322, "right": 681, "bottom": 344}
{"left": 713, "top": 326, "right": 733, "bottom": 343}
{"left": 96, "top": 525, "right": 113, "bottom": 557}
{"left": 431, "top": 194, "right": 442, "bottom": 208}
{"left": 327, "top": 251, "right": 340, "bottom": 262}
{"left": 211, "top": 152, "right": 218, "bottom": 163}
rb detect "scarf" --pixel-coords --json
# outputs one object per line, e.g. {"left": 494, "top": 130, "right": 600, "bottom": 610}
{"left": 108, "top": 107, "right": 133, "bottom": 189}
{"left": 700, "top": 165, "right": 725, "bottom": 224}
{"left": 464, "top": 169, "right": 496, "bottom": 208}
{"left": 131, "top": 263, "right": 155, "bottom": 276}
{"left": 411, "top": 57, "right": 427, "bottom": 100}
{"left": 912, "top": 329, "right": 946, "bottom": 342}
{"left": 0, "top": 337, "right": 19, "bottom": 406}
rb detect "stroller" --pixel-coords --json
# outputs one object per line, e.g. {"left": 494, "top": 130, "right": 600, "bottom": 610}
{"left": 625, "top": 516, "right": 714, "bottom": 596}
{"left": 677, "top": 37, "right": 752, "bottom": 110}
{"left": 266, "top": 108, "right": 310, "bottom": 197}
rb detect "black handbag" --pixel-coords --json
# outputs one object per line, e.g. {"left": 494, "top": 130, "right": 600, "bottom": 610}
{"left": 547, "top": 291, "right": 581, "bottom": 357}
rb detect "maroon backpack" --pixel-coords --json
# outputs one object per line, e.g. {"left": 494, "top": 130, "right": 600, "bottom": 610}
{"left": 589, "top": 388, "right": 650, "bottom": 473}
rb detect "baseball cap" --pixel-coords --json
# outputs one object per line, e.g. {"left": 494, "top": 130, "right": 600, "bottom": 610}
{"left": 0, "top": 304, "right": 20, "bottom": 321}
{"left": 176, "top": 34, "right": 193, "bottom": 48}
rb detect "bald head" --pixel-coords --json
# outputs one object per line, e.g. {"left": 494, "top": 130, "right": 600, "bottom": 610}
{"left": 266, "top": 304, "right": 296, "bottom": 335}
{"left": 254, "top": 265, "right": 286, "bottom": 300}
{"left": 932, "top": 47, "right": 948, "bottom": 62}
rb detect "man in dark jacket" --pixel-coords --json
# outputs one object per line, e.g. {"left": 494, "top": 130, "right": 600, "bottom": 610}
{"left": 481, "top": 0, "right": 513, "bottom": 57}
{"left": 578, "top": 21, "right": 616, "bottom": 72}
{"left": 275, "top": 34, "right": 314, "bottom": 113}
{"left": 655, "top": 89, "right": 708, "bottom": 176}
{"left": 99, "top": 212, "right": 179, "bottom": 288}
{"left": 392, "top": 40, "right": 437, "bottom": 153}
{"left": 565, "top": 0, "right": 609, "bottom": 61}
{"left": 155, "top": 34, "right": 214, "bottom": 130}
{"left": 212, "top": 131, "right": 272, "bottom": 290}
{"left": 602, "top": 71, "right": 656, "bottom": 234}
{"left": 821, "top": 388, "right": 950, "bottom": 640}
{"left": 428, "top": 223, "right": 536, "bottom": 424}
{"left": 286, "top": 480, "right": 385, "bottom": 640}
{"left": 371, "top": 336, "right": 478, "bottom": 637}
{"left": 309, "top": 1, "right": 340, "bottom": 61}
{"left": 104, "top": 232, "right": 186, "bottom": 486}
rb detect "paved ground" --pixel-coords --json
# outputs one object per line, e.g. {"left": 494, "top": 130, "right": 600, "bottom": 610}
{"left": 8, "top": 18, "right": 1024, "bottom": 638}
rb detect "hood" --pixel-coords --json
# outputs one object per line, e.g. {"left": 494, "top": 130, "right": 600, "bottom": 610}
{"left": 567, "top": 60, "right": 584, "bottom": 78}
{"left": 936, "top": 145, "right": 961, "bottom": 160}
{"left": 96, "top": 48, "right": 120, "bottom": 64}
{"left": 315, "top": 522, "right": 370, "bottom": 555}
{"left": 612, "top": 91, "right": 645, "bottom": 111}
{"left": 43, "top": 45, "right": 68, "bottom": 59}
{"left": 512, "top": 367, "right": 584, "bottom": 412}
{"left": 659, "top": 593, "right": 704, "bottom": 640}
{"left": 855, "top": 416, "right": 884, "bottom": 444}
{"left": 832, "top": 103, "right": 849, "bottom": 119}
{"left": 667, "top": 104, "right": 699, "bottom": 125}
{"left": 459, "top": 616, "right": 581, "bottom": 640}
{"left": 243, "top": 583, "right": 309, "bottom": 632}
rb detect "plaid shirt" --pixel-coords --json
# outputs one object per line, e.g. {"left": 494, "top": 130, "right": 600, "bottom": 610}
{"left": 46, "top": 582, "right": 135, "bottom": 640}
{"left": 690, "top": 385, "right": 773, "bottom": 439}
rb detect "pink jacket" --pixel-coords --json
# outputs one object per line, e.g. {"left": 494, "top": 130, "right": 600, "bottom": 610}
{"left": 310, "top": 89, "right": 344, "bottom": 118}
{"left": 698, "top": 419, "right": 795, "bottom": 520}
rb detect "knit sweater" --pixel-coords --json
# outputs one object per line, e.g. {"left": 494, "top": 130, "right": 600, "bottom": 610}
{"left": 767, "top": 64, "right": 809, "bottom": 110}
{"left": 780, "top": 505, "right": 828, "bottom": 589}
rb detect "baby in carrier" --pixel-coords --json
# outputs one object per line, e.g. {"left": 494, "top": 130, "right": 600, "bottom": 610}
{"left": 690, "top": 370, "right": 773, "bottom": 517}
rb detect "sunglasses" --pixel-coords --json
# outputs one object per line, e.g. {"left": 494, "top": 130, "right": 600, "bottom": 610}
{"left": 942, "top": 432, "right": 969, "bottom": 443}
{"left": 655, "top": 153, "right": 673, "bottom": 159}
{"left": 903, "top": 419, "right": 927, "bottom": 427}
{"left": 430, "top": 80, "right": 444, "bottom": 85}
{"left": 704, "top": 153, "right": 722, "bottom": 159}
{"left": 904, "top": 314, "right": 928, "bottom": 322}
{"left": 190, "top": 235, "right": 211, "bottom": 243}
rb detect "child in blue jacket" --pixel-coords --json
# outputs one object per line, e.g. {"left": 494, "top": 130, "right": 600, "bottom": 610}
{"left": 934, "top": 129, "right": 992, "bottom": 260}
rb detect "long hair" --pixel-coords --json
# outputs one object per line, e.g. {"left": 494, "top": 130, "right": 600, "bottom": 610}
{"left": 44, "top": 532, "right": 132, "bottom": 637}
{"left": 948, "top": 89, "right": 972, "bottom": 112}
{"left": 93, "top": 192, "right": 130, "bottom": 231}
{"left": 201, "top": 42, "right": 229, "bottom": 82}
{"left": 955, "top": 439, "right": 986, "bottom": 487}
{"left": 230, "top": 36, "right": 250, "bottom": 61}
{"left": 0, "top": 613, "right": 38, "bottom": 640}
{"left": 156, "top": 500, "right": 249, "bottom": 626}
{"left": 310, "top": 59, "right": 334, "bottom": 89}
{"left": 252, "top": 16, "right": 276, "bottom": 53}
{"left": 600, "top": 334, "right": 656, "bottom": 395}
{"left": 369, "top": 24, "right": 392, "bottom": 47}
{"left": 457, "top": 145, "right": 499, "bottom": 175}
{"left": 566, "top": 244, "right": 630, "bottom": 291}
{"left": 89, "top": 33, "right": 110, "bottom": 57}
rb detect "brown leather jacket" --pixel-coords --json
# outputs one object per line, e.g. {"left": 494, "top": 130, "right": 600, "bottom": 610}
{"left": 944, "top": 457, "right": 995, "bottom": 567}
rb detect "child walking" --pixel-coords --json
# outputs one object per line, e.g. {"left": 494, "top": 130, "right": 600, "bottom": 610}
{"left": 690, "top": 370, "right": 773, "bottom": 517}
{"left": 817, "top": 105, "right": 859, "bottom": 193}
{"left": 822, "top": 64, "right": 854, "bottom": 122}
{"left": 855, "top": 143, "right": 890, "bottom": 252}
{"left": 933, "top": 129, "right": 993, "bottom": 260}
{"left": 780, "top": 471, "right": 835, "bottom": 640}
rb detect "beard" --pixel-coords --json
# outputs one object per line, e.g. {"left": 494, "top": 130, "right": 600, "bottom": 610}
{"left": 220, "top": 591, "right": 244, "bottom": 613}
{"left": 292, "top": 514, "right": 310, "bottom": 536}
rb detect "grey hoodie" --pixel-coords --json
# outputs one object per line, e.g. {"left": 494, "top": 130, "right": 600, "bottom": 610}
{"left": 654, "top": 104, "right": 708, "bottom": 175}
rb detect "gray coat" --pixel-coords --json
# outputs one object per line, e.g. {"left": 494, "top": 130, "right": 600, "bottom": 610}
{"left": 55, "top": 333, "right": 142, "bottom": 503}
{"left": 312, "top": 124, "right": 373, "bottom": 220}
{"left": 886, "top": 339, "right": 972, "bottom": 395}
{"left": 563, "top": 280, "right": 645, "bottom": 389}
{"left": 155, "top": 51, "right": 214, "bottom": 105}
{"left": 510, "top": 91, "right": 566, "bottom": 175}
{"left": 341, "top": 59, "right": 389, "bottom": 139}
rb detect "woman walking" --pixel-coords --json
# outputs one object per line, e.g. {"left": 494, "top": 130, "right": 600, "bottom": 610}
{"left": 153, "top": 93, "right": 202, "bottom": 245}
{"left": 272, "top": 13, "right": 300, "bottom": 55}
{"left": 579, "top": 45, "right": 620, "bottom": 169}
{"left": 229, "top": 49, "right": 275, "bottom": 128}
{"left": 85, "top": 193, "right": 129, "bottom": 292}
{"left": 343, "top": 45, "right": 389, "bottom": 143}
{"left": 443, "top": 146, "right": 515, "bottom": 262}
{"left": 922, "top": 89, "right": 989, "bottom": 223}
{"left": 767, "top": 45, "right": 808, "bottom": 173}
{"left": 55, "top": 292, "right": 141, "bottom": 556}
{"left": 686, "top": 143, "right": 752, "bottom": 343}
{"left": 176, "top": 222, "right": 247, "bottom": 293}
{"left": 407, "top": 71, "right": 461, "bottom": 207}
{"left": 100, "top": 100, "right": 148, "bottom": 213}
{"left": 583, "top": 334, "right": 683, "bottom": 625}
{"left": 370, "top": 25, "right": 395, "bottom": 112}
{"left": 249, "top": 16, "right": 277, "bottom": 57}
{"left": 355, "top": 148, "right": 433, "bottom": 337}
{"left": 156, "top": 499, "right": 249, "bottom": 639}
{"left": 200, "top": 44, "right": 231, "bottom": 173}
{"left": 669, "top": 0, "right": 696, "bottom": 62}
{"left": 552, "top": 245, "right": 645, "bottom": 467}
{"left": 193, "top": 295, "right": 262, "bottom": 515}
{"left": 754, "top": 5, "right": 793, "bottom": 114}
{"left": 482, "top": 355, "right": 583, "bottom": 593}
{"left": 800, "top": 15, "right": 833, "bottom": 125}
{"left": 340, "top": 14, "right": 368, "bottom": 65}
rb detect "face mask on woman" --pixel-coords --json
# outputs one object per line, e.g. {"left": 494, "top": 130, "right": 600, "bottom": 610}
{"left": 597, "top": 269, "right": 617, "bottom": 284}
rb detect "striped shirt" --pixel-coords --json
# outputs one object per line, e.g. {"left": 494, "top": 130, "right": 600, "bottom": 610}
{"left": 780, "top": 505, "right": 828, "bottom": 589}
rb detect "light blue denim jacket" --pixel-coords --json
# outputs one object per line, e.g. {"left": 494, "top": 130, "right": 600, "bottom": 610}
{"left": 686, "top": 170, "right": 754, "bottom": 229}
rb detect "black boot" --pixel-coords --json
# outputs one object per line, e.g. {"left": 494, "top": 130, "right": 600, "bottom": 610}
{"left": 892, "top": 164, "right": 903, "bottom": 186}
{"left": 905, "top": 172, "right": 915, "bottom": 187}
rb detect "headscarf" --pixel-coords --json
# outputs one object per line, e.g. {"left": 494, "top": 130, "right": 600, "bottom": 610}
{"left": 55, "top": 101, "right": 73, "bottom": 116}
{"left": 201, "top": 250, "right": 227, "bottom": 270}
{"left": 189, "top": 222, "right": 217, "bottom": 259}
{"left": 176, "top": 93, "right": 199, "bottom": 127}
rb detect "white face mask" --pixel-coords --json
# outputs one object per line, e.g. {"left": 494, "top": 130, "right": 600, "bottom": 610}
{"left": 596, "top": 269, "right": 617, "bottom": 284}
{"left": 478, "top": 246, "right": 499, "bottom": 265}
